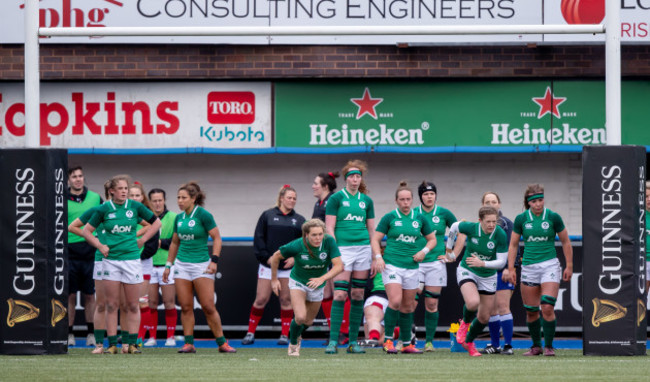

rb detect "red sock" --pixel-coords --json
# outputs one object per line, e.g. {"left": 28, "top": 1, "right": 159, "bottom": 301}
{"left": 148, "top": 309, "right": 158, "bottom": 339}
{"left": 280, "top": 309, "right": 293, "bottom": 337}
{"left": 393, "top": 327, "right": 400, "bottom": 339}
{"left": 369, "top": 329, "right": 380, "bottom": 341}
{"left": 321, "top": 297, "right": 333, "bottom": 328}
{"left": 138, "top": 306, "right": 150, "bottom": 340}
{"left": 340, "top": 297, "right": 351, "bottom": 334}
{"left": 165, "top": 308, "right": 177, "bottom": 339}
{"left": 247, "top": 306, "right": 264, "bottom": 334}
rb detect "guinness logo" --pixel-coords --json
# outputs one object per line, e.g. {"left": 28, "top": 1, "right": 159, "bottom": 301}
{"left": 51, "top": 299, "right": 67, "bottom": 327}
{"left": 7, "top": 298, "right": 40, "bottom": 327}
{"left": 591, "top": 298, "right": 627, "bottom": 327}
{"left": 638, "top": 299, "right": 646, "bottom": 327}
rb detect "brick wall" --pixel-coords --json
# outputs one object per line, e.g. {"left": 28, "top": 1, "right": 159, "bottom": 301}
{"left": 1, "top": 44, "right": 650, "bottom": 80}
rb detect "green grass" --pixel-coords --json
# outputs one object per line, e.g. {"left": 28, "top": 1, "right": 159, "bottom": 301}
{"left": 2, "top": 348, "right": 650, "bottom": 381}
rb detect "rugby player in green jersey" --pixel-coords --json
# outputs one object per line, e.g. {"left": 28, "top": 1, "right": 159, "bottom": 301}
{"left": 371, "top": 181, "right": 436, "bottom": 355}
{"left": 414, "top": 181, "right": 457, "bottom": 352}
{"left": 269, "top": 219, "right": 344, "bottom": 356}
{"left": 162, "top": 182, "right": 236, "bottom": 354}
{"left": 146, "top": 188, "right": 178, "bottom": 347}
{"left": 504, "top": 184, "right": 573, "bottom": 357}
{"left": 325, "top": 160, "right": 376, "bottom": 354}
{"left": 82, "top": 175, "right": 162, "bottom": 354}
{"left": 69, "top": 181, "right": 111, "bottom": 354}
{"left": 444, "top": 206, "right": 508, "bottom": 357}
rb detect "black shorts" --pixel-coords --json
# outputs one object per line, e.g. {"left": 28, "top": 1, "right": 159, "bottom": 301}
{"left": 69, "top": 258, "right": 95, "bottom": 295}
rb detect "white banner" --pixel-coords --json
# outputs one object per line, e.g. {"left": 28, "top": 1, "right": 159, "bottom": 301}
{"left": 0, "top": 82, "right": 272, "bottom": 151}
{"left": 544, "top": 0, "right": 650, "bottom": 43}
{"left": 0, "top": 0, "right": 543, "bottom": 44}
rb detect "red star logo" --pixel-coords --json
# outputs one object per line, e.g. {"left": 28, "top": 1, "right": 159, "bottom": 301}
{"left": 532, "top": 87, "right": 566, "bottom": 119}
{"left": 351, "top": 88, "right": 383, "bottom": 120}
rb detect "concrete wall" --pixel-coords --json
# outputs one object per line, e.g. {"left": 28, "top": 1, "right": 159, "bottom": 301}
{"left": 72, "top": 152, "right": 582, "bottom": 237}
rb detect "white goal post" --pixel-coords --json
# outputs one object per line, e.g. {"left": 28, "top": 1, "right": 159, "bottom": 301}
{"left": 23, "top": 0, "right": 620, "bottom": 148}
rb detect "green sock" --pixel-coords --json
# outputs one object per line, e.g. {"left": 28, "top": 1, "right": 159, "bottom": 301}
{"left": 527, "top": 318, "right": 542, "bottom": 347}
{"left": 465, "top": 318, "right": 487, "bottom": 343}
{"left": 184, "top": 335, "right": 194, "bottom": 345}
{"left": 399, "top": 312, "right": 414, "bottom": 343}
{"left": 383, "top": 307, "right": 399, "bottom": 341}
{"left": 328, "top": 300, "right": 345, "bottom": 342}
{"left": 289, "top": 319, "right": 302, "bottom": 345}
{"left": 121, "top": 330, "right": 129, "bottom": 343}
{"left": 94, "top": 329, "right": 105, "bottom": 346}
{"left": 463, "top": 305, "right": 477, "bottom": 323}
{"left": 300, "top": 324, "right": 310, "bottom": 337}
{"left": 216, "top": 336, "right": 227, "bottom": 346}
{"left": 129, "top": 333, "right": 138, "bottom": 345}
{"left": 347, "top": 299, "right": 364, "bottom": 343}
{"left": 542, "top": 319, "right": 556, "bottom": 348}
{"left": 425, "top": 311, "right": 439, "bottom": 342}
{"left": 108, "top": 335, "right": 118, "bottom": 347}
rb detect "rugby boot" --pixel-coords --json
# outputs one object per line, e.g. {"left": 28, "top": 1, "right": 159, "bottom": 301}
{"left": 456, "top": 320, "right": 469, "bottom": 345}
{"left": 325, "top": 340, "right": 338, "bottom": 354}
{"left": 177, "top": 344, "right": 196, "bottom": 353}
{"left": 462, "top": 341, "right": 481, "bottom": 357}
{"left": 544, "top": 347, "right": 556, "bottom": 356}
{"left": 424, "top": 342, "right": 435, "bottom": 352}
{"left": 241, "top": 332, "right": 255, "bottom": 345}
{"left": 383, "top": 339, "right": 398, "bottom": 354}
{"left": 127, "top": 344, "right": 142, "bottom": 354}
{"left": 401, "top": 344, "right": 423, "bottom": 354}
{"left": 218, "top": 341, "right": 237, "bottom": 353}
{"left": 523, "top": 345, "right": 543, "bottom": 356}
{"left": 104, "top": 345, "right": 118, "bottom": 354}
{"left": 347, "top": 343, "right": 366, "bottom": 354}
{"left": 288, "top": 344, "right": 300, "bottom": 357}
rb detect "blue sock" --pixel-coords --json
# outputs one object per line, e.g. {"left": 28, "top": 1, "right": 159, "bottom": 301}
{"left": 488, "top": 315, "right": 501, "bottom": 347}
{"left": 500, "top": 313, "right": 514, "bottom": 346}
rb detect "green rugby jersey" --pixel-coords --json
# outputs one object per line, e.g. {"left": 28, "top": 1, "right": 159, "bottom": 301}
{"left": 645, "top": 210, "right": 650, "bottom": 261}
{"left": 513, "top": 207, "right": 565, "bottom": 265}
{"left": 415, "top": 205, "right": 457, "bottom": 262}
{"left": 458, "top": 222, "right": 508, "bottom": 278}
{"left": 325, "top": 189, "right": 375, "bottom": 246}
{"left": 79, "top": 206, "right": 106, "bottom": 262}
{"left": 279, "top": 234, "right": 340, "bottom": 287}
{"left": 152, "top": 211, "right": 177, "bottom": 266}
{"left": 370, "top": 272, "right": 385, "bottom": 294}
{"left": 87, "top": 199, "right": 155, "bottom": 261}
{"left": 377, "top": 208, "right": 434, "bottom": 270}
{"left": 174, "top": 206, "right": 217, "bottom": 263}
{"left": 68, "top": 189, "right": 101, "bottom": 244}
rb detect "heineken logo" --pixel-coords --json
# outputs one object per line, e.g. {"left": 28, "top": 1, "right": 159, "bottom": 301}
{"left": 491, "top": 86, "right": 605, "bottom": 146}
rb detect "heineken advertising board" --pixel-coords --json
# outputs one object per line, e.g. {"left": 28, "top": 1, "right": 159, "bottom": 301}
{"left": 275, "top": 80, "right": 647, "bottom": 153}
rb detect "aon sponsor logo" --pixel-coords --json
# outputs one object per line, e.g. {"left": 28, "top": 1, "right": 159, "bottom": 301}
{"left": 111, "top": 225, "right": 132, "bottom": 233}
{"left": 304, "top": 264, "right": 325, "bottom": 270}
{"left": 396, "top": 234, "right": 417, "bottom": 243}
{"left": 179, "top": 234, "right": 195, "bottom": 241}
{"left": 344, "top": 214, "right": 364, "bottom": 222}
{"left": 527, "top": 236, "right": 549, "bottom": 242}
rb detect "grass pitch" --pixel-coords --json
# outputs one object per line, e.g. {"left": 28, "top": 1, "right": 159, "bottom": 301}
{"left": 2, "top": 347, "right": 650, "bottom": 381}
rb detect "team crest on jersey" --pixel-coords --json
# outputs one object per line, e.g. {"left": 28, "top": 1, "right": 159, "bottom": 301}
{"left": 342, "top": 201, "right": 350, "bottom": 207}
{"left": 108, "top": 213, "right": 116, "bottom": 219}
{"left": 188, "top": 220, "right": 196, "bottom": 227}
{"left": 126, "top": 210, "right": 134, "bottom": 218}
{"left": 291, "top": 218, "right": 297, "bottom": 225}
{"left": 395, "top": 221, "right": 403, "bottom": 227}
{"left": 525, "top": 223, "right": 533, "bottom": 229}
{"left": 471, "top": 238, "right": 479, "bottom": 244}
{"left": 319, "top": 252, "right": 328, "bottom": 260}
{"left": 359, "top": 202, "right": 366, "bottom": 209}
{"left": 487, "top": 242, "right": 495, "bottom": 249}
{"left": 541, "top": 222, "right": 550, "bottom": 230}
{"left": 412, "top": 221, "right": 419, "bottom": 229}
{"left": 432, "top": 216, "right": 440, "bottom": 224}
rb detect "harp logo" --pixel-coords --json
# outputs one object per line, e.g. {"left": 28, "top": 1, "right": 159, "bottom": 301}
{"left": 591, "top": 298, "right": 627, "bottom": 327}
{"left": 6, "top": 298, "right": 40, "bottom": 327}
